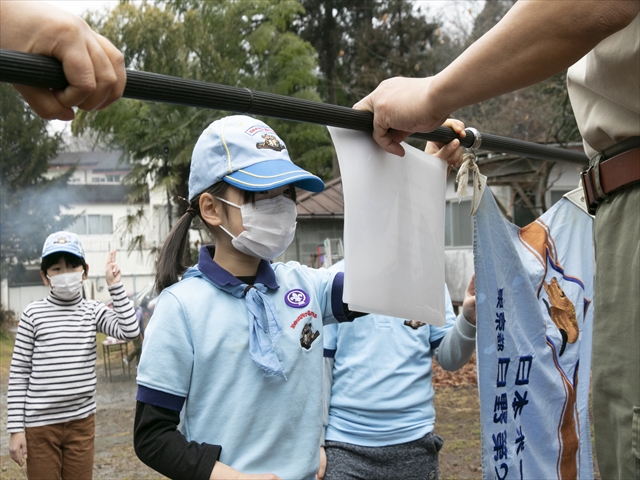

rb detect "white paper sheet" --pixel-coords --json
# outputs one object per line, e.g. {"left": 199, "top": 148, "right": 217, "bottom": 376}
{"left": 328, "top": 127, "right": 447, "bottom": 326}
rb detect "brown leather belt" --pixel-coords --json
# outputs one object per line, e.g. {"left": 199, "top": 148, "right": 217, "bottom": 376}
{"left": 581, "top": 147, "right": 640, "bottom": 215}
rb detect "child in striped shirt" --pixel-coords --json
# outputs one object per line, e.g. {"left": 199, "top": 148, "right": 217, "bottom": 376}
{"left": 7, "top": 231, "right": 140, "bottom": 479}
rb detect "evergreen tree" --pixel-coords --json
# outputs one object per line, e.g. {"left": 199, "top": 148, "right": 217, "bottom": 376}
{"left": 74, "top": 0, "right": 334, "bottom": 211}
{"left": 0, "top": 84, "right": 73, "bottom": 281}
{"left": 297, "top": 0, "right": 454, "bottom": 172}
{"left": 299, "top": 0, "right": 451, "bottom": 108}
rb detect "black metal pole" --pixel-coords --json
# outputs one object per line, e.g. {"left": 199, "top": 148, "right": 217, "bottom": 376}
{"left": 0, "top": 49, "right": 588, "bottom": 165}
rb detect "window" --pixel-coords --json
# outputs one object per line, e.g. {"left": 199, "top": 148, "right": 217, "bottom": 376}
{"left": 445, "top": 200, "right": 473, "bottom": 247}
{"left": 69, "top": 216, "right": 87, "bottom": 235}
{"left": 101, "top": 215, "right": 113, "bottom": 234}
{"left": 105, "top": 174, "right": 121, "bottom": 183}
{"left": 68, "top": 214, "right": 113, "bottom": 235}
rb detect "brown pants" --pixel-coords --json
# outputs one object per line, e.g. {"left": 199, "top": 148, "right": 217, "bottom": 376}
{"left": 25, "top": 414, "right": 95, "bottom": 480}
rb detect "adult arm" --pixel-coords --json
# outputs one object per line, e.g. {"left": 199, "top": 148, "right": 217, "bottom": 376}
{"left": 355, "top": 0, "right": 640, "bottom": 155}
{"left": 0, "top": 1, "right": 126, "bottom": 120}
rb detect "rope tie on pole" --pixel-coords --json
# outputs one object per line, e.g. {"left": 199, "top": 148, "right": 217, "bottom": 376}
{"left": 456, "top": 152, "right": 480, "bottom": 199}
{"left": 456, "top": 127, "right": 488, "bottom": 215}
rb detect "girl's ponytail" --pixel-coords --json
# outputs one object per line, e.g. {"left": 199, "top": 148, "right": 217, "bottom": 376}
{"left": 155, "top": 205, "right": 197, "bottom": 293}
{"left": 154, "top": 182, "right": 231, "bottom": 293}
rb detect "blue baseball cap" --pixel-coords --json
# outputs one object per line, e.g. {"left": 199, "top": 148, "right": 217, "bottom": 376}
{"left": 42, "top": 231, "right": 85, "bottom": 260}
{"left": 188, "top": 115, "right": 325, "bottom": 201}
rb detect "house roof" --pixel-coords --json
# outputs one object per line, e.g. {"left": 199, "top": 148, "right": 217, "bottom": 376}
{"left": 50, "top": 150, "right": 130, "bottom": 172}
{"left": 296, "top": 177, "right": 343, "bottom": 218}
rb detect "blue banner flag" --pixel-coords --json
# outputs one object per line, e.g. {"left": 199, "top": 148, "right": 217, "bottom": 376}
{"left": 474, "top": 189, "right": 594, "bottom": 479}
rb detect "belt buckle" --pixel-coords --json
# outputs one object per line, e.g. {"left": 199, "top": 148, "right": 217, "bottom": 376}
{"left": 581, "top": 167, "right": 599, "bottom": 215}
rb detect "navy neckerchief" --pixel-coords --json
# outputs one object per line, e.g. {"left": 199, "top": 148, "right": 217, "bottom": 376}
{"left": 184, "top": 246, "right": 286, "bottom": 379}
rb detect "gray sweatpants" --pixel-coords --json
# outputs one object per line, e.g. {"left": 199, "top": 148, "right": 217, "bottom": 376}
{"left": 324, "top": 431, "right": 444, "bottom": 480}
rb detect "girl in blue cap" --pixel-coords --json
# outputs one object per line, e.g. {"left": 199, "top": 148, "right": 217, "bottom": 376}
{"left": 134, "top": 115, "right": 357, "bottom": 480}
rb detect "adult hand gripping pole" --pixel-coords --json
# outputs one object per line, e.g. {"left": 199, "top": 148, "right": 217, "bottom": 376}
{"left": 0, "top": 49, "right": 588, "bottom": 165}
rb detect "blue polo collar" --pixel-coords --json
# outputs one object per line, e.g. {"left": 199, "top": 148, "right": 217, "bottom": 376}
{"left": 193, "top": 245, "right": 286, "bottom": 379}
{"left": 196, "top": 245, "right": 279, "bottom": 290}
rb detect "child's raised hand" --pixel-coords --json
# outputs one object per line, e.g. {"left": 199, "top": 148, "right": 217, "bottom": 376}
{"left": 425, "top": 118, "right": 466, "bottom": 169}
{"left": 105, "top": 250, "right": 121, "bottom": 286}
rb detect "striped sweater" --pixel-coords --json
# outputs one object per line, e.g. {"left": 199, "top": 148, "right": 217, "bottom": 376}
{"left": 7, "top": 283, "right": 139, "bottom": 432}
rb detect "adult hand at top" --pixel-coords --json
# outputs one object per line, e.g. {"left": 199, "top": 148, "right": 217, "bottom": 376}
{"left": 353, "top": 76, "right": 448, "bottom": 158}
{"left": 1, "top": 1, "right": 126, "bottom": 120}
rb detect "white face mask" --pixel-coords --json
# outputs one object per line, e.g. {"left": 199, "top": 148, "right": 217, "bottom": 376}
{"left": 216, "top": 195, "right": 297, "bottom": 260}
{"left": 47, "top": 272, "right": 84, "bottom": 300}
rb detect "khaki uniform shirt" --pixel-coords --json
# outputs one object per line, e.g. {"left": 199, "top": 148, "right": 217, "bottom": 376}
{"left": 567, "top": 14, "right": 640, "bottom": 159}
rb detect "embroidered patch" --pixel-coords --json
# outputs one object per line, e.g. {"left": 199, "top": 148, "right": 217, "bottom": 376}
{"left": 245, "top": 125, "right": 275, "bottom": 136}
{"left": 256, "top": 134, "right": 286, "bottom": 152}
{"left": 290, "top": 310, "right": 317, "bottom": 329}
{"left": 300, "top": 323, "right": 319, "bottom": 349}
{"left": 285, "top": 289, "right": 310, "bottom": 308}
{"left": 404, "top": 320, "right": 426, "bottom": 330}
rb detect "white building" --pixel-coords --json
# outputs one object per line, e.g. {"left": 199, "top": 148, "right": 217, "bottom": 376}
{"left": 5, "top": 148, "right": 173, "bottom": 314}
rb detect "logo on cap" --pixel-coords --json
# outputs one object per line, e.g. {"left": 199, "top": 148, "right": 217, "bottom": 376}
{"left": 256, "top": 134, "right": 286, "bottom": 152}
{"left": 245, "top": 125, "right": 274, "bottom": 136}
{"left": 285, "top": 289, "right": 310, "bottom": 308}
{"left": 54, "top": 237, "right": 68, "bottom": 244}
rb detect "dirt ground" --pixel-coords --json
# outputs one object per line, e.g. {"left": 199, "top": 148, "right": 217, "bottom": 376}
{"left": 0, "top": 343, "right": 599, "bottom": 480}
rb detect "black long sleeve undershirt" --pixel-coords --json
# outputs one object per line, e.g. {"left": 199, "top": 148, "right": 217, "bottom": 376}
{"left": 133, "top": 401, "right": 220, "bottom": 480}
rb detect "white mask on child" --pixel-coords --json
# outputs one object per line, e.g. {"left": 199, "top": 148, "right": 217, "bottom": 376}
{"left": 47, "top": 272, "right": 84, "bottom": 300}
{"left": 216, "top": 195, "right": 297, "bottom": 260}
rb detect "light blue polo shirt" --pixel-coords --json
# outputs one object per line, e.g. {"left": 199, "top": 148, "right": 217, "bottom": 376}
{"left": 324, "top": 269, "right": 457, "bottom": 447}
{"left": 137, "top": 246, "right": 346, "bottom": 480}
